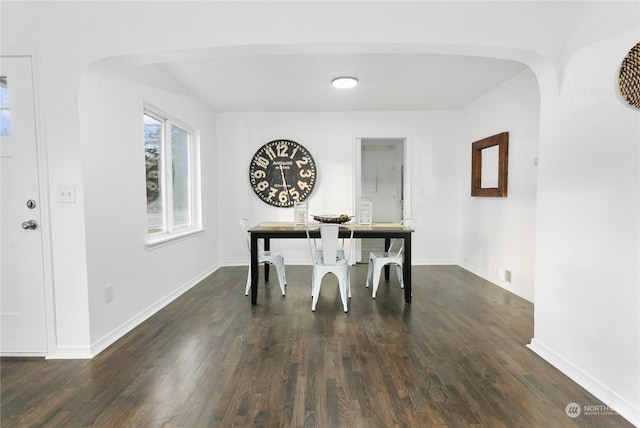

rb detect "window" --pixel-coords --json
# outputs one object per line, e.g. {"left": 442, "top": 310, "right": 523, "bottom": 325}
{"left": 0, "top": 76, "right": 12, "bottom": 136}
{"left": 144, "top": 105, "right": 200, "bottom": 244}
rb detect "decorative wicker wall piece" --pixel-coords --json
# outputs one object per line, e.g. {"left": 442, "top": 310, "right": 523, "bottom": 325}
{"left": 618, "top": 42, "right": 640, "bottom": 110}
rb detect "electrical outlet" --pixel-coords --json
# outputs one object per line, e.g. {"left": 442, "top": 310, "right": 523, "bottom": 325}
{"left": 104, "top": 284, "right": 114, "bottom": 302}
{"left": 498, "top": 267, "right": 512, "bottom": 283}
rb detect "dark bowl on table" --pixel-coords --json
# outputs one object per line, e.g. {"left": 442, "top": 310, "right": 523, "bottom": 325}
{"left": 312, "top": 215, "right": 353, "bottom": 224}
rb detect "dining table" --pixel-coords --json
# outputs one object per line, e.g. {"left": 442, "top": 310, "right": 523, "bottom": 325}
{"left": 247, "top": 222, "right": 415, "bottom": 305}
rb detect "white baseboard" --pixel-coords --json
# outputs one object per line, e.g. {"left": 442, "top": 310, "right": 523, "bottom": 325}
{"left": 528, "top": 339, "right": 639, "bottom": 427}
{"left": 411, "top": 259, "right": 458, "bottom": 266}
{"left": 87, "top": 263, "right": 221, "bottom": 359}
{"left": 459, "top": 262, "right": 534, "bottom": 303}
{"left": 45, "top": 346, "right": 93, "bottom": 359}
{"left": 0, "top": 351, "right": 47, "bottom": 358}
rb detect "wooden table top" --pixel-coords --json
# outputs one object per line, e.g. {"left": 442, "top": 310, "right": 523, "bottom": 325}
{"left": 252, "top": 221, "right": 412, "bottom": 231}
{"left": 249, "top": 222, "right": 414, "bottom": 238}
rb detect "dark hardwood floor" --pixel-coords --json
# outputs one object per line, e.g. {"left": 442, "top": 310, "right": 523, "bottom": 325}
{"left": 1, "top": 265, "right": 632, "bottom": 427}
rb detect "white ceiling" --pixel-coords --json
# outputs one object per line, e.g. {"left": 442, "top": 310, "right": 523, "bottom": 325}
{"left": 160, "top": 53, "right": 527, "bottom": 112}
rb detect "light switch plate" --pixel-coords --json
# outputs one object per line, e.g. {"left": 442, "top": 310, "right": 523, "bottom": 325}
{"left": 58, "top": 185, "right": 76, "bottom": 203}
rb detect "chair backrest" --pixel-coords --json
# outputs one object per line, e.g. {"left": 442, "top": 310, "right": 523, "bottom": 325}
{"left": 307, "top": 224, "right": 354, "bottom": 266}
{"left": 240, "top": 218, "right": 262, "bottom": 252}
{"left": 387, "top": 218, "right": 415, "bottom": 256}
{"left": 356, "top": 197, "right": 373, "bottom": 225}
{"left": 320, "top": 224, "right": 340, "bottom": 266}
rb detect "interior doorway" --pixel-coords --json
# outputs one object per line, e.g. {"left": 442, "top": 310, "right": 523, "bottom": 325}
{"left": 355, "top": 137, "right": 407, "bottom": 262}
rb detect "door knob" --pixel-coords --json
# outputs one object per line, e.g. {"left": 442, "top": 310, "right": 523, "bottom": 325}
{"left": 21, "top": 220, "right": 38, "bottom": 230}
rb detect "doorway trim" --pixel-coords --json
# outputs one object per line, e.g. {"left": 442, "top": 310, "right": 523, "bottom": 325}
{"left": 3, "top": 47, "right": 56, "bottom": 357}
{"left": 353, "top": 135, "right": 412, "bottom": 261}
{"left": 354, "top": 135, "right": 412, "bottom": 218}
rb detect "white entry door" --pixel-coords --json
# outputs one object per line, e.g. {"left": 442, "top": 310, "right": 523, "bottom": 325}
{"left": 0, "top": 56, "right": 48, "bottom": 355}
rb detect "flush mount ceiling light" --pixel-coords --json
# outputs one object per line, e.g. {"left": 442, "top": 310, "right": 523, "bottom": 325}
{"left": 331, "top": 76, "right": 358, "bottom": 89}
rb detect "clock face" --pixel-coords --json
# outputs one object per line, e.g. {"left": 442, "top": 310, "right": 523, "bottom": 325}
{"left": 249, "top": 139, "right": 317, "bottom": 207}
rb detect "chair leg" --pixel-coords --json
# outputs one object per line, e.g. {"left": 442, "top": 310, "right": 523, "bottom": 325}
{"left": 311, "top": 272, "right": 321, "bottom": 311}
{"left": 245, "top": 266, "right": 251, "bottom": 296}
{"left": 338, "top": 270, "right": 349, "bottom": 312}
{"left": 396, "top": 264, "right": 404, "bottom": 289}
{"left": 372, "top": 263, "right": 383, "bottom": 299}
{"left": 280, "top": 258, "right": 287, "bottom": 286}
{"left": 276, "top": 263, "right": 286, "bottom": 296}
{"left": 366, "top": 258, "right": 373, "bottom": 288}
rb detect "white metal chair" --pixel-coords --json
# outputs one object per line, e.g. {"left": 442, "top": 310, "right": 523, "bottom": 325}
{"left": 240, "top": 218, "right": 287, "bottom": 296}
{"left": 306, "top": 224, "right": 354, "bottom": 312}
{"left": 366, "top": 218, "right": 415, "bottom": 299}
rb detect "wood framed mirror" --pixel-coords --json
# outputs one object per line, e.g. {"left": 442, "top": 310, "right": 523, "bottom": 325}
{"left": 471, "top": 132, "right": 509, "bottom": 197}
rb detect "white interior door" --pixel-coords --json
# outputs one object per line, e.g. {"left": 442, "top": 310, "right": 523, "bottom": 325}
{"left": 1, "top": 55, "right": 48, "bottom": 355}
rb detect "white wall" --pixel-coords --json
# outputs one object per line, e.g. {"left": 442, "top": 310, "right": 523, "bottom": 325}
{"left": 2, "top": 1, "right": 638, "bottom": 424}
{"left": 80, "top": 65, "right": 219, "bottom": 355}
{"left": 529, "top": 30, "right": 639, "bottom": 423}
{"left": 216, "top": 111, "right": 462, "bottom": 266}
{"left": 458, "top": 69, "right": 540, "bottom": 302}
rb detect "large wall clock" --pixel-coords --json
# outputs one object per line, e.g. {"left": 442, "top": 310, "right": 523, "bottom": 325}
{"left": 249, "top": 139, "right": 317, "bottom": 207}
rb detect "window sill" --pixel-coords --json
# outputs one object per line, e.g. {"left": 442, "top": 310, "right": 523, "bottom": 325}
{"left": 145, "top": 228, "right": 204, "bottom": 251}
